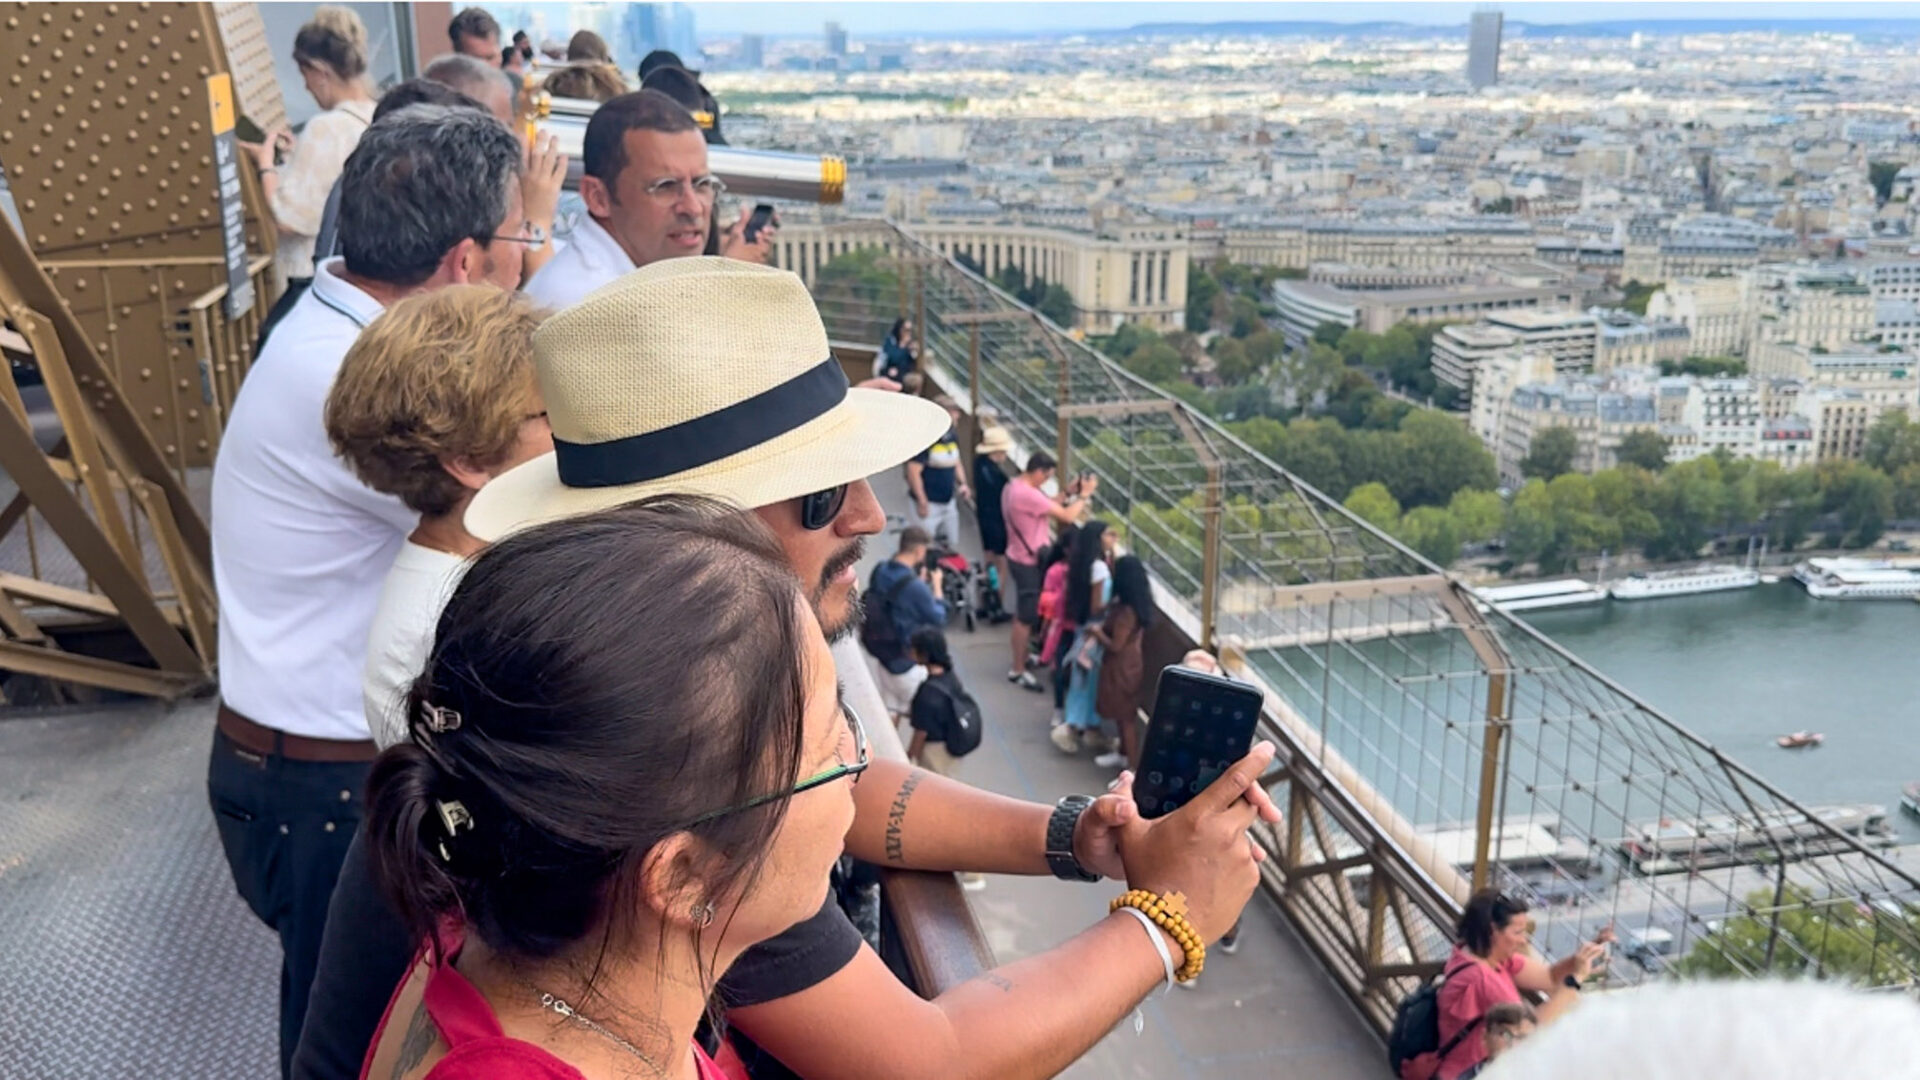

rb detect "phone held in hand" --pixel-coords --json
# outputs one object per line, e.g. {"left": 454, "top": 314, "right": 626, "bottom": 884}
{"left": 744, "top": 203, "right": 776, "bottom": 243}
{"left": 1133, "top": 665, "right": 1264, "bottom": 820}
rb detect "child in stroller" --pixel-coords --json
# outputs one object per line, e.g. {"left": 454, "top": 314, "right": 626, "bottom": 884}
{"left": 928, "top": 547, "right": 1007, "bottom": 632}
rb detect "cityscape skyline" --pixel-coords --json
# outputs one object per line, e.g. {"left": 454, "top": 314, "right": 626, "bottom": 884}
{"left": 683, "top": 2, "right": 1920, "bottom": 38}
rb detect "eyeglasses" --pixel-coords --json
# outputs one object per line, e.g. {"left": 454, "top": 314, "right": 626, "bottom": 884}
{"left": 643, "top": 175, "right": 726, "bottom": 204}
{"left": 800, "top": 484, "right": 849, "bottom": 531}
{"left": 484, "top": 220, "right": 550, "bottom": 252}
{"left": 691, "top": 701, "right": 870, "bottom": 826}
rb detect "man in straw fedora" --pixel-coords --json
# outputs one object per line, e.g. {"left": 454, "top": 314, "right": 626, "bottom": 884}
{"left": 294, "top": 256, "right": 1282, "bottom": 1080}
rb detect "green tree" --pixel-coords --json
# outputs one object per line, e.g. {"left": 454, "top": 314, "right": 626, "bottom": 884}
{"left": 812, "top": 248, "right": 902, "bottom": 343}
{"left": 1344, "top": 482, "right": 1402, "bottom": 532}
{"left": 1645, "top": 456, "right": 1727, "bottom": 560}
{"left": 1280, "top": 417, "right": 1350, "bottom": 498}
{"left": 1229, "top": 295, "right": 1264, "bottom": 338}
{"left": 1394, "top": 410, "right": 1498, "bottom": 508}
{"left": 1312, "top": 321, "right": 1348, "bottom": 349}
{"left": 1336, "top": 326, "right": 1373, "bottom": 366}
{"left": 1870, "top": 160, "right": 1904, "bottom": 205}
{"left": 1227, "top": 415, "right": 1289, "bottom": 464}
{"left": 1864, "top": 411, "right": 1920, "bottom": 474}
{"left": 1821, "top": 460, "right": 1895, "bottom": 548}
{"left": 1243, "top": 329, "right": 1284, "bottom": 369}
{"left": 1104, "top": 321, "right": 1158, "bottom": 359}
{"left": 1505, "top": 478, "right": 1559, "bottom": 569}
{"left": 1674, "top": 886, "right": 1920, "bottom": 984}
{"left": 1186, "top": 265, "right": 1221, "bottom": 332}
{"left": 1620, "top": 280, "right": 1660, "bottom": 316}
{"left": 1616, "top": 429, "right": 1671, "bottom": 472}
{"left": 1591, "top": 467, "right": 1660, "bottom": 546}
{"left": 1659, "top": 355, "right": 1746, "bottom": 377}
{"left": 1447, "top": 488, "right": 1506, "bottom": 544}
{"left": 1520, "top": 426, "right": 1579, "bottom": 481}
{"left": 1037, "top": 282, "right": 1076, "bottom": 326}
{"left": 1398, "top": 505, "right": 1465, "bottom": 566}
{"left": 993, "top": 263, "right": 1027, "bottom": 299}
{"left": 1124, "top": 340, "right": 1184, "bottom": 384}
{"left": 1210, "top": 337, "right": 1256, "bottom": 384}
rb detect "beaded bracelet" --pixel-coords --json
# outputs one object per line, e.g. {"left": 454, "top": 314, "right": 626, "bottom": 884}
{"left": 1110, "top": 888, "right": 1206, "bottom": 982}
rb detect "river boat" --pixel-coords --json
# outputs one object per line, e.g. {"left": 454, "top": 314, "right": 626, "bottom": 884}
{"left": 1472, "top": 578, "right": 1608, "bottom": 613}
{"left": 1616, "top": 803, "right": 1894, "bottom": 874}
{"left": 1903, "top": 782, "right": 1920, "bottom": 819}
{"left": 1793, "top": 557, "right": 1920, "bottom": 600}
{"left": 1777, "top": 731, "right": 1824, "bottom": 749}
{"left": 1610, "top": 564, "right": 1761, "bottom": 601}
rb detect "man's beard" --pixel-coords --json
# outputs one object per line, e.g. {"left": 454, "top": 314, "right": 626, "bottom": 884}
{"left": 815, "top": 538, "right": 865, "bottom": 642}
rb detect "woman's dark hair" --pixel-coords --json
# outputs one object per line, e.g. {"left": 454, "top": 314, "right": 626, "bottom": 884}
{"left": 1458, "top": 888, "right": 1531, "bottom": 956}
{"left": 888, "top": 317, "right": 909, "bottom": 344}
{"left": 1065, "top": 519, "right": 1109, "bottom": 625}
{"left": 1041, "top": 522, "right": 1079, "bottom": 572}
{"left": 908, "top": 625, "right": 951, "bottom": 671}
{"left": 365, "top": 496, "right": 813, "bottom": 984}
{"left": 1108, "top": 554, "right": 1156, "bottom": 630}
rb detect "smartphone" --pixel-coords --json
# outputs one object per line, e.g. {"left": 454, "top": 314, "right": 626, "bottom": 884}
{"left": 1133, "top": 665, "right": 1265, "bottom": 820}
{"left": 233, "top": 113, "right": 266, "bottom": 145}
{"left": 744, "top": 203, "right": 777, "bottom": 243}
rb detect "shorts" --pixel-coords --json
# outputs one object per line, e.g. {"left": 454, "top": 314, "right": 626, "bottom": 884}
{"left": 1009, "top": 559, "right": 1043, "bottom": 625}
{"left": 913, "top": 739, "right": 960, "bottom": 778}
{"left": 874, "top": 661, "right": 928, "bottom": 717}
{"left": 977, "top": 515, "right": 1008, "bottom": 556}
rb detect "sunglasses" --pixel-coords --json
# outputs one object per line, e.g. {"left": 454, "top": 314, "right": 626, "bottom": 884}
{"left": 691, "top": 701, "right": 870, "bottom": 825}
{"left": 801, "top": 483, "right": 849, "bottom": 531}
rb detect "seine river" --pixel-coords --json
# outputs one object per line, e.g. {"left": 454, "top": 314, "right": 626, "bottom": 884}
{"left": 1524, "top": 583, "right": 1920, "bottom": 840}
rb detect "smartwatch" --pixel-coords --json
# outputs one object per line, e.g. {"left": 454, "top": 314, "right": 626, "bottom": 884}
{"left": 1563, "top": 974, "right": 1583, "bottom": 991}
{"left": 1045, "top": 794, "right": 1100, "bottom": 882}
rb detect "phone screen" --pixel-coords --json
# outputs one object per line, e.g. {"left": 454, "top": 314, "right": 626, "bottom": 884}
{"left": 744, "top": 203, "right": 776, "bottom": 243}
{"left": 1133, "top": 666, "right": 1264, "bottom": 820}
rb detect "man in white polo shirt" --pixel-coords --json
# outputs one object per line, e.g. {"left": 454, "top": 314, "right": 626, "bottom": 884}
{"left": 524, "top": 89, "right": 773, "bottom": 308}
{"left": 206, "top": 104, "right": 527, "bottom": 1077}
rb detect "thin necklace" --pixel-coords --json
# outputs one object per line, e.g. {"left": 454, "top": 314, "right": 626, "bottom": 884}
{"left": 531, "top": 987, "right": 663, "bottom": 1075}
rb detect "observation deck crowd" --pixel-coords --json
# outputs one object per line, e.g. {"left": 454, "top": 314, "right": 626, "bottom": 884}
{"left": 197, "top": 8, "right": 1920, "bottom": 1080}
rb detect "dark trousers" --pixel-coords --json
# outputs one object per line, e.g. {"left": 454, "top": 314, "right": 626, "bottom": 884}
{"left": 207, "top": 731, "right": 368, "bottom": 1079}
{"left": 288, "top": 825, "right": 415, "bottom": 1080}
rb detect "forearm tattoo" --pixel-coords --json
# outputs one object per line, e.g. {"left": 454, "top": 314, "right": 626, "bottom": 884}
{"left": 884, "top": 771, "right": 925, "bottom": 864}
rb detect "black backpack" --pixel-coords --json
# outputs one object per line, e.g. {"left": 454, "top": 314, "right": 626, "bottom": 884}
{"left": 1387, "top": 956, "right": 1480, "bottom": 1079}
{"left": 920, "top": 677, "right": 984, "bottom": 757}
{"left": 859, "top": 567, "right": 915, "bottom": 665}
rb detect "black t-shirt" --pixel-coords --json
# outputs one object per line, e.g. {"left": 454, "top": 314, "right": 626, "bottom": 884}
{"left": 912, "top": 428, "right": 961, "bottom": 505}
{"left": 910, "top": 670, "right": 963, "bottom": 746}
{"left": 973, "top": 456, "right": 1009, "bottom": 529}
{"left": 716, "top": 892, "right": 865, "bottom": 1008}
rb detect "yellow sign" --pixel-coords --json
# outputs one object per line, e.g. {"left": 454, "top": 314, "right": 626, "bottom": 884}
{"left": 207, "top": 73, "right": 236, "bottom": 136}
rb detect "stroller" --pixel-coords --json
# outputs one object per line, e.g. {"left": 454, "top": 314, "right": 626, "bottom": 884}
{"left": 931, "top": 548, "right": 976, "bottom": 632}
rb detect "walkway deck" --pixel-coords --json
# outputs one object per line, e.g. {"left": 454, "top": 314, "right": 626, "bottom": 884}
{"left": 856, "top": 468, "right": 1382, "bottom": 1080}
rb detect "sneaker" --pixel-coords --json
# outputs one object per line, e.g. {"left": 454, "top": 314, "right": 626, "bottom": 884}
{"left": 1084, "top": 730, "right": 1119, "bottom": 753}
{"left": 1050, "top": 724, "right": 1081, "bottom": 753}
{"left": 1175, "top": 975, "right": 1199, "bottom": 991}
{"left": 1093, "top": 751, "right": 1128, "bottom": 769}
{"left": 1218, "top": 932, "right": 1240, "bottom": 956}
{"left": 1049, "top": 708, "right": 1064, "bottom": 727}
{"left": 1010, "top": 671, "right": 1043, "bottom": 692}
{"left": 958, "top": 872, "right": 987, "bottom": 892}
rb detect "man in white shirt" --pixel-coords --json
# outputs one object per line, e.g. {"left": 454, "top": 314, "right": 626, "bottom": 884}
{"left": 206, "top": 104, "right": 527, "bottom": 1077}
{"left": 524, "top": 89, "right": 772, "bottom": 308}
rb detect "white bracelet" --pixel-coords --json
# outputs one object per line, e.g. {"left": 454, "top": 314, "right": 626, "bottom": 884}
{"left": 1116, "top": 905, "right": 1176, "bottom": 996}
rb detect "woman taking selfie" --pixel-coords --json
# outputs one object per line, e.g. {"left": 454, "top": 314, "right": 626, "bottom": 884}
{"left": 359, "top": 498, "right": 863, "bottom": 1078}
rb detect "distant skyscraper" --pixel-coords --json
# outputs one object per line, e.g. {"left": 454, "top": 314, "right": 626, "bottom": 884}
{"left": 825, "top": 21, "right": 848, "bottom": 57}
{"left": 740, "top": 33, "right": 764, "bottom": 69}
{"left": 1468, "top": 10, "right": 1503, "bottom": 90}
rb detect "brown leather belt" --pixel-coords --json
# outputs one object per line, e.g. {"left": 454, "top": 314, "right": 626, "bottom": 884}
{"left": 217, "top": 703, "right": 379, "bottom": 764}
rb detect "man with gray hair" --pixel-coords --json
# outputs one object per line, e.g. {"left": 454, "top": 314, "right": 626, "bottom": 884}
{"left": 421, "top": 52, "right": 516, "bottom": 121}
{"left": 206, "top": 104, "right": 526, "bottom": 1077}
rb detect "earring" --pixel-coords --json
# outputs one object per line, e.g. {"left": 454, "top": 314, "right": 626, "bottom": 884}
{"left": 692, "top": 902, "right": 715, "bottom": 929}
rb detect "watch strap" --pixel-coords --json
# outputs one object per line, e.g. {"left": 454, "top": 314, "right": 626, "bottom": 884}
{"left": 1046, "top": 794, "right": 1099, "bottom": 882}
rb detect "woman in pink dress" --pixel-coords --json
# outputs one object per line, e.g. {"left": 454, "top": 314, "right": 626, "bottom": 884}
{"left": 358, "top": 500, "right": 866, "bottom": 1080}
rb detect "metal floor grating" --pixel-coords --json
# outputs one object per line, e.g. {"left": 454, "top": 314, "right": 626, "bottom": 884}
{"left": 0, "top": 698, "right": 278, "bottom": 1079}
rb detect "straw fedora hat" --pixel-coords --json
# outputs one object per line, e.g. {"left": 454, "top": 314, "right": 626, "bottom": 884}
{"left": 467, "top": 257, "right": 949, "bottom": 539}
{"left": 975, "top": 426, "right": 1015, "bottom": 456}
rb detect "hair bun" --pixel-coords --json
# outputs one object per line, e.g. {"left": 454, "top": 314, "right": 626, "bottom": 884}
{"left": 312, "top": 5, "right": 368, "bottom": 50}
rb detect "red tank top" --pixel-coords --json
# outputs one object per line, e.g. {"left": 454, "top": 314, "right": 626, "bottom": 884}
{"left": 362, "top": 937, "right": 729, "bottom": 1080}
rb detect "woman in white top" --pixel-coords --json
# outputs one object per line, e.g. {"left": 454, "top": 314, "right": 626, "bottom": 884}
{"left": 248, "top": 6, "right": 378, "bottom": 288}
{"left": 323, "top": 286, "right": 554, "bottom": 748}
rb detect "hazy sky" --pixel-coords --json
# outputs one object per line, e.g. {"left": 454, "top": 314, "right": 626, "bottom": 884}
{"left": 686, "top": 2, "right": 1919, "bottom": 37}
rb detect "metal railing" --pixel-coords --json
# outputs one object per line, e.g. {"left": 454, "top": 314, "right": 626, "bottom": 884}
{"left": 801, "top": 220, "right": 1920, "bottom": 1034}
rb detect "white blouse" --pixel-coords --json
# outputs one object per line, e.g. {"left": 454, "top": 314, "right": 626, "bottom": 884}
{"left": 269, "top": 99, "right": 375, "bottom": 283}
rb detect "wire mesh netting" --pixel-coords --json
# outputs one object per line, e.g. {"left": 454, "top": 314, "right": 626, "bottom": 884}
{"left": 801, "top": 221, "right": 1920, "bottom": 1000}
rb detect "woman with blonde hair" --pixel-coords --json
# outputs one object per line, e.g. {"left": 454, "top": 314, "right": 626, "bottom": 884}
{"left": 542, "top": 61, "right": 630, "bottom": 103}
{"left": 248, "top": 7, "right": 377, "bottom": 292}
{"left": 323, "top": 286, "right": 554, "bottom": 749}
